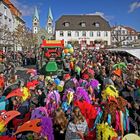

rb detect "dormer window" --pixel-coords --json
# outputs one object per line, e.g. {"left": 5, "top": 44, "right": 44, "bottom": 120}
{"left": 64, "top": 22, "right": 70, "bottom": 27}
{"left": 93, "top": 22, "right": 100, "bottom": 27}
{"left": 80, "top": 22, "right": 86, "bottom": 27}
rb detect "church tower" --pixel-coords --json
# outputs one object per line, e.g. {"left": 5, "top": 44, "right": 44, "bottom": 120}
{"left": 46, "top": 7, "right": 53, "bottom": 35}
{"left": 32, "top": 7, "right": 40, "bottom": 34}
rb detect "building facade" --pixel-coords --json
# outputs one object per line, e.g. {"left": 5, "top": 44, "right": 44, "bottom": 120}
{"left": 3, "top": 0, "right": 25, "bottom": 30}
{"left": 111, "top": 26, "right": 138, "bottom": 47}
{"left": 55, "top": 15, "right": 111, "bottom": 48}
{"left": 0, "top": 0, "right": 25, "bottom": 51}
{"left": 0, "top": 0, "right": 14, "bottom": 32}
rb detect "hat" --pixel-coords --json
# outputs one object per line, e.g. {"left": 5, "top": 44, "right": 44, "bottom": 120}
{"left": 113, "top": 69, "right": 122, "bottom": 77}
{"left": 64, "top": 74, "right": 71, "bottom": 80}
{"left": 82, "top": 73, "right": 89, "bottom": 80}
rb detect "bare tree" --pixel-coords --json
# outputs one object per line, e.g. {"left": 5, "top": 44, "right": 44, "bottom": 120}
{"left": 111, "top": 26, "right": 130, "bottom": 47}
{"left": 0, "top": 25, "right": 13, "bottom": 51}
{"left": 12, "top": 25, "right": 35, "bottom": 51}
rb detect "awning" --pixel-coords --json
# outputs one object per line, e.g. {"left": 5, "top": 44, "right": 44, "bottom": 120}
{"left": 126, "top": 49, "right": 140, "bottom": 60}
{"left": 107, "top": 47, "right": 140, "bottom": 60}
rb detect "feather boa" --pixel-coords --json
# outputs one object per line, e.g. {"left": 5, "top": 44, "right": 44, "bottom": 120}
{"left": 41, "top": 117, "right": 54, "bottom": 140}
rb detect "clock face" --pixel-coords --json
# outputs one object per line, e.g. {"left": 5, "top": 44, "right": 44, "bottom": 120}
{"left": 48, "top": 27, "right": 52, "bottom": 32}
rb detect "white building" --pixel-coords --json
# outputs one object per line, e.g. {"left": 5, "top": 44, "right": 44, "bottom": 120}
{"left": 0, "top": 0, "right": 14, "bottom": 32}
{"left": 55, "top": 15, "right": 111, "bottom": 49}
{"left": 111, "top": 26, "right": 138, "bottom": 47}
{"left": 0, "top": 0, "right": 25, "bottom": 51}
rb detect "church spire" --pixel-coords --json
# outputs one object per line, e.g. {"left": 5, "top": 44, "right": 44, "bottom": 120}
{"left": 33, "top": 6, "right": 39, "bottom": 20}
{"left": 46, "top": 7, "right": 53, "bottom": 35}
{"left": 48, "top": 7, "right": 53, "bottom": 20}
{"left": 32, "top": 6, "right": 40, "bottom": 34}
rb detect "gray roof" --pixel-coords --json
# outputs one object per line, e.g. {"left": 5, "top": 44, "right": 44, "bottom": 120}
{"left": 55, "top": 15, "right": 111, "bottom": 31}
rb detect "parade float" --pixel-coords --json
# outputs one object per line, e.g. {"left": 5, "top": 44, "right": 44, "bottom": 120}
{"left": 39, "top": 39, "right": 65, "bottom": 76}
{"left": 39, "top": 39, "right": 74, "bottom": 78}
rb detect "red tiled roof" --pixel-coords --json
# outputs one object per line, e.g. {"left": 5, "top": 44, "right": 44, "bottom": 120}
{"left": 3, "top": 0, "right": 22, "bottom": 17}
{"left": 111, "top": 25, "right": 138, "bottom": 35}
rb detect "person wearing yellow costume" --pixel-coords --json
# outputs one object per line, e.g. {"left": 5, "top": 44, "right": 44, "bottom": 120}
{"left": 21, "top": 87, "right": 31, "bottom": 102}
{"left": 96, "top": 122, "right": 118, "bottom": 140}
{"left": 102, "top": 85, "right": 119, "bottom": 101}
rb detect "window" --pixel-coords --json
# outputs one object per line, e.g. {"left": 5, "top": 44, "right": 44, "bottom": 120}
{"left": 4, "top": 16, "right": 7, "bottom": 20}
{"left": 129, "top": 36, "right": 132, "bottom": 40}
{"left": 4, "top": 6, "right": 7, "bottom": 9}
{"left": 68, "top": 31, "right": 71, "bottom": 37}
{"left": 90, "top": 31, "right": 93, "bottom": 37}
{"left": 48, "top": 23, "right": 52, "bottom": 26}
{"left": 97, "top": 31, "right": 100, "bottom": 36}
{"left": 9, "top": 19, "right": 11, "bottom": 22}
{"left": 104, "top": 31, "right": 108, "bottom": 37}
{"left": 122, "top": 30, "right": 125, "bottom": 35}
{"left": 93, "top": 22, "right": 100, "bottom": 27}
{"left": 0, "top": 13, "right": 2, "bottom": 22}
{"left": 81, "top": 22, "right": 86, "bottom": 27}
{"left": 34, "top": 23, "right": 37, "bottom": 26}
{"left": 82, "top": 31, "right": 86, "bottom": 36}
{"left": 60, "top": 31, "right": 64, "bottom": 37}
{"left": 64, "top": 22, "right": 70, "bottom": 27}
{"left": 75, "top": 31, "right": 79, "bottom": 37}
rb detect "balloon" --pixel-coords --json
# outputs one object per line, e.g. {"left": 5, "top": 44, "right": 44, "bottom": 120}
{"left": 54, "top": 78, "right": 61, "bottom": 85}
{"left": 69, "top": 48, "right": 74, "bottom": 54}
{"left": 57, "top": 81, "right": 64, "bottom": 92}
{"left": 64, "top": 49, "right": 69, "bottom": 54}
{"left": 67, "top": 44, "right": 72, "bottom": 49}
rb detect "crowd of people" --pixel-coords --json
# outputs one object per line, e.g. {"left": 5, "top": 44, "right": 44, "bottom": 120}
{"left": 0, "top": 48, "right": 140, "bottom": 140}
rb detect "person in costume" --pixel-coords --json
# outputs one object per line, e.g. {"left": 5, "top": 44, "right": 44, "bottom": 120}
{"left": 65, "top": 106, "right": 88, "bottom": 140}
{"left": 53, "top": 109, "right": 68, "bottom": 140}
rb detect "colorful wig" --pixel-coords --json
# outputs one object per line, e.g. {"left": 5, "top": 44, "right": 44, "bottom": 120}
{"left": 31, "top": 107, "right": 48, "bottom": 119}
{"left": 102, "top": 85, "right": 119, "bottom": 101}
{"left": 45, "top": 90, "right": 60, "bottom": 115}
{"left": 75, "top": 87, "right": 91, "bottom": 104}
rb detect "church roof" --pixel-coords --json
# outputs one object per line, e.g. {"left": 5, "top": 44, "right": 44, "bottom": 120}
{"left": 33, "top": 7, "right": 39, "bottom": 20}
{"left": 48, "top": 7, "right": 53, "bottom": 20}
